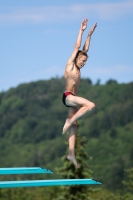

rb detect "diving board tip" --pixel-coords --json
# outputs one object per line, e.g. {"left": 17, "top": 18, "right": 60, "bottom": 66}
{"left": 0, "top": 167, "right": 53, "bottom": 175}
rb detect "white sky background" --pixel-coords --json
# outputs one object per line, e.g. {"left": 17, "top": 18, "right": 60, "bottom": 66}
{"left": 0, "top": 0, "right": 133, "bottom": 91}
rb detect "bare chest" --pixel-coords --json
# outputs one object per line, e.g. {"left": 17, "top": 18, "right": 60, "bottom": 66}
{"left": 65, "top": 68, "right": 80, "bottom": 82}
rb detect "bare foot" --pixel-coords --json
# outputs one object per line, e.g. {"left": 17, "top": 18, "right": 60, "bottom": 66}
{"left": 67, "top": 154, "right": 80, "bottom": 168}
{"left": 62, "top": 118, "right": 71, "bottom": 134}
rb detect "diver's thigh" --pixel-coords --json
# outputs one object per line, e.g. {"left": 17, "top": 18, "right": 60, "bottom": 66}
{"left": 66, "top": 95, "right": 90, "bottom": 107}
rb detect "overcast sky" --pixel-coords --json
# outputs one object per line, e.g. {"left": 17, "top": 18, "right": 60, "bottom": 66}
{"left": 0, "top": 0, "right": 133, "bottom": 92}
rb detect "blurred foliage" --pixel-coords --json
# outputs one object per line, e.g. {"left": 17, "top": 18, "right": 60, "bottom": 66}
{"left": 123, "top": 168, "right": 133, "bottom": 192}
{"left": 0, "top": 78, "right": 133, "bottom": 199}
{"left": 54, "top": 128, "right": 96, "bottom": 200}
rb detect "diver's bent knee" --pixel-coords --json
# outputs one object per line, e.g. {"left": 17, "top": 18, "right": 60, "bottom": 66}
{"left": 91, "top": 102, "right": 96, "bottom": 110}
{"left": 86, "top": 102, "right": 95, "bottom": 111}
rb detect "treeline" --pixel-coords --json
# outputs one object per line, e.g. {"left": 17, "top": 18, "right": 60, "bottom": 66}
{"left": 0, "top": 78, "right": 133, "bottom": 199}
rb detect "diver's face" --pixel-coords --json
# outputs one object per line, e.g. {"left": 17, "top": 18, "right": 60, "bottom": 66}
{"left": 76, "top": 55, "right": 87, "bottom": 69}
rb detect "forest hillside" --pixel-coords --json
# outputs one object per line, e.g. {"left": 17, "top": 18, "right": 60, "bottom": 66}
{"left": 0, "top": 78, "right": 133, "bottom": 191}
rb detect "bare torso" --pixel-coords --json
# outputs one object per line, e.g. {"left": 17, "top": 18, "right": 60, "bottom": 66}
{"left": 64, "top": 63, "right": 80, "bottom": 95}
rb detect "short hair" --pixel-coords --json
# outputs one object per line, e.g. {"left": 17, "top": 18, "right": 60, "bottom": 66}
{"left": 76, "top": 50, "right": 88, "bottom": 59}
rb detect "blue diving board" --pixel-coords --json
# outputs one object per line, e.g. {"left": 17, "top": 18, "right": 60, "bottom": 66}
{"left": 0, "top": 179, "right": 101, "bottom": 188}
{"left": 0, "top": 167, "right": 53, "bottom": 175}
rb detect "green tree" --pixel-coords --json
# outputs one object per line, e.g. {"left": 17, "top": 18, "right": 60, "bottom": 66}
{"left": 123, "top": 168, "right": 133, "bottom": 192}
{"left": 54, "top": 127, "right": 97, "bottom": 200}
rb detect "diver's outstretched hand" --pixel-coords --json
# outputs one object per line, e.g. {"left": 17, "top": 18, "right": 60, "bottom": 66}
{"left": 89, "top": 23, "right": 97, "bottom": 36}
{"left": 81, "top": 18, "right": 88, "bottom": 31}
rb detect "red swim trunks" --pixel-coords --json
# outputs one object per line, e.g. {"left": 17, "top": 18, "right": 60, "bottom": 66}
{"left": 62, "top": 91, "right": 74, "bottom": 107}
